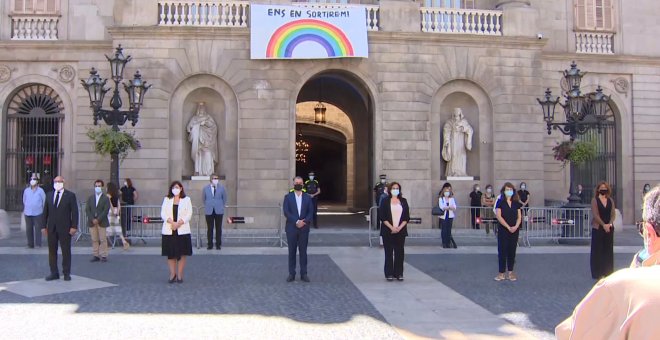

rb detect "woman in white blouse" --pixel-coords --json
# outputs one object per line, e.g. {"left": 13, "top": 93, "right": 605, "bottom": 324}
{"left": 439, "top": 182, "right": 457, "bottom": 248}
{"left": 161, "top": 181, "right": 193, "bottom": 283}
{"left": 378, "top": 182, "right": 410, "bottom": 281}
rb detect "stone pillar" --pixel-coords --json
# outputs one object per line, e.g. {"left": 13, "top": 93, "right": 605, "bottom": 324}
{"left": 496, "top": 1, "right": 539, "bottom": 37}
{"left": 114, "top": 0, "right": 158, "bottom": 26}
{"left": 378, "top": 0, "right": 421, "bottom": 33}
{"left": 0, "top": 209, "right": 10, "bottom": 239}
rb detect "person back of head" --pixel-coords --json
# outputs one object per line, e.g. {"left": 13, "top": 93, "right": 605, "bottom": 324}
{"left": 642, "top": 185, "right": 660, "bottom": 257}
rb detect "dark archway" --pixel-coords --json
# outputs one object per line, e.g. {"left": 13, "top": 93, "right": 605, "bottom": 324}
{"left": 296, "top": 71, "right": 374, "bottom": 210}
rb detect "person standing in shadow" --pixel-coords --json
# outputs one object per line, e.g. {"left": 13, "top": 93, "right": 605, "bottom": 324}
{"left": 42, "top": 176, "right": 78, "bottom": 281}
{"left": 379, "top": 182, "right": 410, "bottom": 281}
{"left": 283, "top": 176, "right": 314, "bottom": 283}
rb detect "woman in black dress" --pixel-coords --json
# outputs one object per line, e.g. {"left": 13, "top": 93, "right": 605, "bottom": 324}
{"left": 590, "top": 181, "right": 616, "bottom": 279}
{"left": 494, "top": 182, "right": 522, "bottom": 281}
{"left": 160, "top": 181, "right": 193, "bottom": 283}
{"left": 120, "top": 178, "right": 138, "bottom": 238}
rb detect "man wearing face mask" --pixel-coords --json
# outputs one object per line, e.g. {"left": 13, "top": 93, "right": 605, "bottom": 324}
{"left": 203, "top": 174, "right": 226, "bottom": 250}
{"left": 283, "top": 176, "right": 314, "bottom": 282}
{"left": 23, "top": 174, "right": 46, "bottom": 248}
{"left": 304, "top": 171, "right": 321, "bottom": 229}
{"left": 85, "top": 180, "right": 111, "bottom": 262}
{"left": 556, "top": 184, "right": 660, "bottom": 339}
{"left": 469, "top": 184, "right": 482, "bottom": 230}
{"left": 42, "top": 176, "right": 79, "bottom": 281}
{"left": 373, "top": 174, "right": 388, "bottom": 206}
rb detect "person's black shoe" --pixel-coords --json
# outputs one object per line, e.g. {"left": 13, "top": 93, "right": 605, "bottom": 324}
{"left": 286, "top": 275, "right": 295, "bottom": 282}
{"left": 313, "top": 226, "right": 319, "bottom": 229}
{"left": 101, "top": 257, "right": 107, "bottom": 262}
{"left": 386, "top": 276, "right": 394, "bottom": 281}
{"left": 301, "top": 275, "right": 310, "bottom": 282}
{"left": 396, "top": 276, "right": 404, "bottom": 281}
{"left": 168, "top": 275, "right": 177, "bottom": 284}
{"left": 45, "top": 274, "right": 60, "bottom": 281}
{"left": 207, "top": 245, "right": 213, "bottom": 250}
{"left": 177, "top": 278, "right": 183, "bottom": 283}
{"left": 63, "top": 275, "right": 71, "bottom": 281}
{"left": 216, "top": 246, "right": 221, "bottom": 250}
{"left": 90, "top": 256, "right": 100, "bottom": 262}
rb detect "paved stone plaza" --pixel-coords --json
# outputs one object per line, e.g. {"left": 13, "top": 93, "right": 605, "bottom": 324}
{"left": 0, "top": 225, "right": 643, "bottom": 339}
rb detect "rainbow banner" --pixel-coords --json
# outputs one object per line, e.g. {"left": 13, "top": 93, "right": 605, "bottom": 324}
{"left": 250, "top": 4, "right": 368, "bottom": 59}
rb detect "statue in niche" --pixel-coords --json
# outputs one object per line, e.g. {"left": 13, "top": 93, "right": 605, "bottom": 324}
{"left": 186, "top": 102, "right": 218, "bottom": 176}
{"left": 442, "top": 107, "right": 473, "bottom": 177}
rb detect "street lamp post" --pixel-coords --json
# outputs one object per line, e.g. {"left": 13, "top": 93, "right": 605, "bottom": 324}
{"left": 537, "top": 61, "right": 611, "bottom": 208}
{"left": 81, "top": 45, "right": 151, "bottom": 186}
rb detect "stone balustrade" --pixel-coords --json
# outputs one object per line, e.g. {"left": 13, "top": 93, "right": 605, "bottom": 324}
{"left": 575, "top": 31, "right": 614, "bottom": 54}
{"left": 10, "top": 15, "right": 59, "bottom": 40}
{"left": 420, "top": 7, "right": 502, "bottom": 35}
{"left": 158, "top": 1, "right": 250, "bottom": 27}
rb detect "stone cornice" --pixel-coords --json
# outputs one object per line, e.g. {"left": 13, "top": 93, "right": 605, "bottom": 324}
{"left": 0, "top": 40, "right": 112, "bottom": 50}
{"left": 107, "top": 25, "right": 546, "bottom": 49}
{"left": 542, "top": 52, "right": 660, "bottom": 67}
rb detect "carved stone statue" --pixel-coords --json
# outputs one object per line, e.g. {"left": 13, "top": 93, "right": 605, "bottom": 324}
{"left": 442, "top": 107, "right": 473, "bottom": 177}
{"left": 186, "top": 102, "right": 218, "bottom": 176}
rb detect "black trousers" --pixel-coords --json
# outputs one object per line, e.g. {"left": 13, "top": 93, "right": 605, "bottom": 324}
{"left": 48, "top": 229, "right": 72, "bottom": 276}
{"left": 440, "top": 217, "right": 453, "bottom": 247}
{"left": 206, "top": 211, "right": 224, "bottom": 247}
{"left": 470, "top": 207, "right": 481, "bottom": 229}
{"left": 120, "top": 205, "right": 133, "bottom": 237}
{"left": 497, "top": 225, "right": 519, "bottom": 273}
{"left": 311, "top": 197, "right": 318, "bottom": 228}
{"left": 382, "top": 233, "right": 406, "bottom": 278}
{"left": 286, "top": 228, "right": 309, "bottom": 276}
{"left": 590, "top": 227, "right": 614, "bottom": 279}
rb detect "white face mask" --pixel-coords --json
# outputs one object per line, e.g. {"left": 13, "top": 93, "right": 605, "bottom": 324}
{"left": 309, "top": 176, "right": 315, "bottom": 180}
{"left": 53, "top": 182, "right": 64, "bottom": 191}
{"left": 94, "top": 187, "right": 103, "bottom": 194}
{"left": 487, "top": 188, "right": 492, "bottom": 193}
{"left": 475, "top": 187, "right": 480, "bottom": 192}
{"left": 124, "top": 182, "right": 128, "bottom": 187}
{"left": 30, "top": 179, "right": 38, "bottom": 186}
{"left": 171, "top": 188, "right": 181, "bottom": 196}
{"left": 211, "top": 179, "right": 219, "bottom": 185}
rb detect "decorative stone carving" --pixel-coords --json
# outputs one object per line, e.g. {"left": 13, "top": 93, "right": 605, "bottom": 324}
{"left": 186, "top": 102, "right": 219, "bottom": 176}
{"left": 0, "top": 65, "right": 12, "bottom": 83}
{"left": 442, "top": 108, "right": 474, "bottom": 177}
{"left": 57, "top": 65, "right": 75, "bottom": 83}
{"left": 610, "top": 77, "right": 629, "bottom": 97}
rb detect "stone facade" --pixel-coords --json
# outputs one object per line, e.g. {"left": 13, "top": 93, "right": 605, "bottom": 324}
{"left": 0, "top": 0, "right": 658, "bottom": 224}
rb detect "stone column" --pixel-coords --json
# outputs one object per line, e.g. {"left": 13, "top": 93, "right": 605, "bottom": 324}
{"left": 114, "top": 0, "right": 158, "bottom": 26}
{"left": 496, "top": 1, "right": 539, "bottom": 37}
{"left": 378, "top": 0, "right": 421, "bottom": 33}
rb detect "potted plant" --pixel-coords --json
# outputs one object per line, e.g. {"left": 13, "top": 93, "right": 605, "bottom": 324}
{"left": 552, "top": 139, "right": 597, "bottom": 168}
{"left": 86, "top": 127, "right": 141, "bottom": 161}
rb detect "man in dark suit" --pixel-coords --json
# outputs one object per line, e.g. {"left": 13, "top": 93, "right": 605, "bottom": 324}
{"left": 42, "top": 176, "right": 79, "bottom": 281}
{"left": 85, "top": 180, "right": 110, "bottom": 262}
{"left": 283, "top": 176, "right": 314, "bottom": 282}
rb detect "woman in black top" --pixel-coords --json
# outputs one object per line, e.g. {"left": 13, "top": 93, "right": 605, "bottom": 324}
{"left": 379, "top": 182, "right": 410, "bottom": 281}
{"left": 469, "top": 184, "right": 482, "bottom": 229}
{"left": 517, "top": 182, "right": 530, "bottom": 214}
{"left": 590, "top": 181, "right": 616, "bottom": 279}
{"left": 120, "top": 178, "right": 138, "bottom": 238}
{"left": 494, "top": 182, "right": 522, "bottom": 281}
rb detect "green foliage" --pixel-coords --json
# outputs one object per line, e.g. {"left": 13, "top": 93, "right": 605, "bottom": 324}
{"left": 86, "top": 127, "right": 141, "bottom": 161}
{"left": 552, "top": 138, "right": 598, "bottom": 168}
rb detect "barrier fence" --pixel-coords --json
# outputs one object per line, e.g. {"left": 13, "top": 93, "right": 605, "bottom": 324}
{"left": 75, "top": 203, "right": 282, "bottom": 249}
{"left": 368, "top": 205, "right": 593, "bottom": 247}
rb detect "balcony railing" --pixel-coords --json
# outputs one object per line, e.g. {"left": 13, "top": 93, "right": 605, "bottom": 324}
{"left": 10, "top": 15, "right": 59, "bottom": 40}
{"left": 420, "top": 7, "right": 502, "bottom": 35}
{"left": 158, "top": 1, "right": 250, "bottom": 27}
{"left": 575, "top": 31, "right": 614, "bottom": 54}
{"left": 157, "top": 1, "right": 380, "bottom": 31}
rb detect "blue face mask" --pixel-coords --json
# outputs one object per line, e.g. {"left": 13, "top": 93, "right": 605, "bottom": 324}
{"left": 95, "top": 187, "right": 102, "bottom": 194}
{"left": 443, "top": 191, "right": 451, "bottom": 197}
{"left": 391, "top": 189, "right": 400, "bottom": 197}
{"left": 504, "top": 190, "right": 514, "bottom": 197}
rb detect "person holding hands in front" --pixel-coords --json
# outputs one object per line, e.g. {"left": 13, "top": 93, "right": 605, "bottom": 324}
{"left": 379, "top": 182, "right": 410, "bottom": 281}
{"left": 590, "top": 181, "right": 616, "bottom": 280}
{"left": 160, "top": 181, "right": 193, "bottom": 283}
{"left": 494, "top": 182, "right": 522, "bottom": 281}
{"left": 439, "top": 183, "right": 457, "bottom": 248}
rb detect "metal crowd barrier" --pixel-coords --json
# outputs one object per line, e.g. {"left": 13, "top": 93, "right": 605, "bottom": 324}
{"left": 523, "top": 207, "right": 592, "bottom": 245}
{"left": 197, "top": 205, "right": 283, "bottom": 248}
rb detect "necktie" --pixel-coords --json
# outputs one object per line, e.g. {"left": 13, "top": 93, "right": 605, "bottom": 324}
{"left": 55, "top": 191, "right": 61, "bottom": 207}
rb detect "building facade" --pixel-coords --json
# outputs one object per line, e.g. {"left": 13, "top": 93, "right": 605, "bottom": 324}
{"left": 0, "top": 0, "right": 658, "bottom": 224}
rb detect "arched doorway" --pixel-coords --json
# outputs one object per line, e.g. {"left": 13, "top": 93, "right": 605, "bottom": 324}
{"left": 295, "top": 71, "right": 374, "bottom": 215}
{"left": 3, "top": 84, "right": 65, "bottom": 210}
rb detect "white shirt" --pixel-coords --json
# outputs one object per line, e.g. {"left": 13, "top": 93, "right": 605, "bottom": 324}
{"left": 391, "top": 202, "right": 403, "bottom": 227}
{"left": 295, "top": 191, "right": 303, "bottom": 217}
{"left": 211, "top": 186, "right": 215, "bottom": 197}
{"left": 95, "top": 193, "right": 102, "bottom": 206}
{"left": 439, "top": 197, "right": 457, "bottom": 219}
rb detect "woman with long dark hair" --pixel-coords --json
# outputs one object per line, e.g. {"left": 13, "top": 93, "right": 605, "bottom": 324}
{"left": 590, "top": 181, "right": 616, "bottom": 279}
{"left": 379, "top": 182, "right": 410, "bottom": 281}
{"left": 160, "top": 181, "right": 193, "bottom": 283}
{"left": 494, "top": 182, "right": 522, "bottom": 281}
{"left": 120, "top": 178, "right": 138, "bottom": 238}
{"left": 107, "top": 182, "right": 129, "bottom": 250}
{"left": 438, "top": 182, "right": 457, "bottom": 248}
